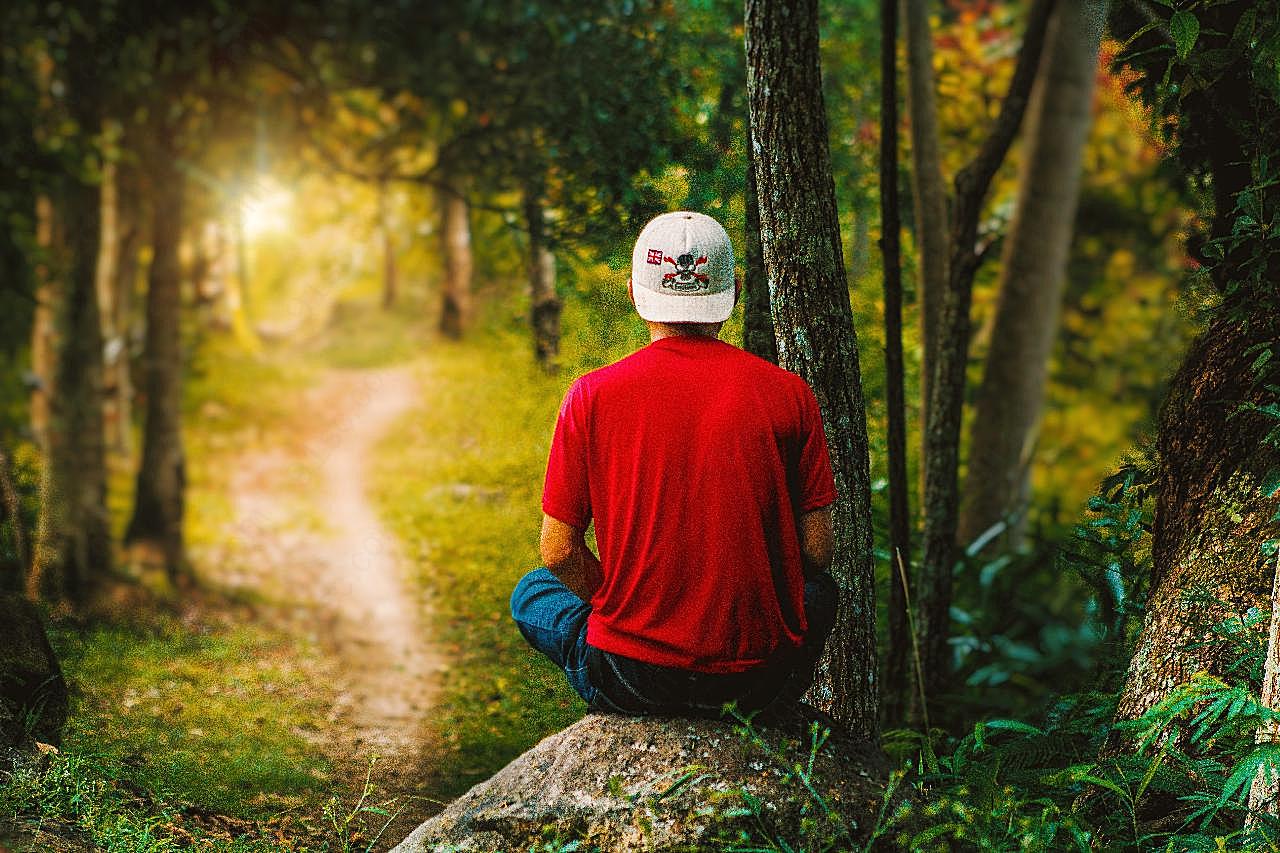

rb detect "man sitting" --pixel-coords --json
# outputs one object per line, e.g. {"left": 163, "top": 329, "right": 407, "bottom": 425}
{"left": 510, "top": 211, "right": 839, "bottom": 717}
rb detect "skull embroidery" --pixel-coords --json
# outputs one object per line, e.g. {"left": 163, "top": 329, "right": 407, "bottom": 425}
{"left": 661, "top": 252, "right": 710, "bottom": 291}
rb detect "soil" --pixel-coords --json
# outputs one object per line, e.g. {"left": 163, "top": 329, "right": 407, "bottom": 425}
{"left": 213, "top": 363, "right": 444, "bottom": 848}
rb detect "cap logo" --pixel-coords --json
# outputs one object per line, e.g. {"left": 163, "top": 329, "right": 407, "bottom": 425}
{"left": 645, "top": 248, "right": 664, "bottom": 265}
{"left": 660, "top": 252, "right": 710, "bottom": 291}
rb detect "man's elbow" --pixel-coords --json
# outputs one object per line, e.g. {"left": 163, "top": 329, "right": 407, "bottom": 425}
{"left": 539, "top": 515, "right": 578, "bottom": 570}
{"left": 799, "top": 508, "right": 835, "bottom": 573}
{"left": 540, "top": 537, "right": 574, "bottom": 570}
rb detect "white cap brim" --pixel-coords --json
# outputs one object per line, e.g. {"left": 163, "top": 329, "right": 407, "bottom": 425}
{"left": 632, "top": 280, "right": 736, "bottom": 323}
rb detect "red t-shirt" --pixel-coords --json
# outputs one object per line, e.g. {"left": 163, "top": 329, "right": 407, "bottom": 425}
{"left": 541, "top": 336, "right": 836, "bottom": 673}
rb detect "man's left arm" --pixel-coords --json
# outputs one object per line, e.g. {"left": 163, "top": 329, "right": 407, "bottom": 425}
{"left": 541, "top": 514, "right": 603, "bottom": 602}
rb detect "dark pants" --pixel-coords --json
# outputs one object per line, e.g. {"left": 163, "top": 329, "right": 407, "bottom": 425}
{"left": 509, "top": 567, "right": 838, "bottom": 717}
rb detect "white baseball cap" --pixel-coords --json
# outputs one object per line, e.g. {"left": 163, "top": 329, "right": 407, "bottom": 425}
{"left": 629, "top": 211, "right": 736, "bottom": 324}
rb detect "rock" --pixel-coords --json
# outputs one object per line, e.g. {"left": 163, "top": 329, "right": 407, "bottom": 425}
{"left": 392, "top": 710, "right": 890, "bottom": 852}
{"left": 0, "top": 593, "right": 68, "bottom": 748}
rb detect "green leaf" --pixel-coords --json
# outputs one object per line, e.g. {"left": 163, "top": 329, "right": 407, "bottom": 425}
{"left": 1171, "top": 11, "right": 1200, "bottom": 61}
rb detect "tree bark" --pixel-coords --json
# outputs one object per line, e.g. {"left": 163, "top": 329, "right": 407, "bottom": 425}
{"left": 741, "top": 110, "right": 777, "bottom": 364}
{"left": 879, "top": 0, "right": 912, "bottom": 727}
{"left": 746, "top": 0, "right": 878, "bottom": 741}
{"left": 917, "top": 0, "right": 1056, "bottom": 705}
{"left": 95, "top": 141, "right": 129, "bottom": 460}
{"left": 378, "top": 178, "right": 399, "bottom": 310}
{"left": 439, "top": 176, "right": 473, "bottom": 340}
{"left": 30, "top": 51, "right": 112, "bottom": 605}
{"left": 125, "top": 131, "right": 187, "bottom": 583}
{"left": 959, "top": 0, "right": 1108, "bottom": 552}
{"left": 1112, "top": 313, "right": 1280, "bottom": 725}
{"left": 1247, "top": 551, "right": 1280, "bottom": 826}
{"left": 525, "top": 189, "right": 561, "bottom": 372}
{"left": 901, "top": 0, "right": 949, "bottom": 449}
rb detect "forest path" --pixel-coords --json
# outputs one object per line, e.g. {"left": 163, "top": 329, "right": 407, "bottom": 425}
{"left": 220, "top": 362, "right": 442, "bottom": 838}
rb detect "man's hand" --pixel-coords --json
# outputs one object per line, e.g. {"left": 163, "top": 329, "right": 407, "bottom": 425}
{"left": 540, "top": 514, "right": 604, "bottom": 602}
{"left": 799, "top": 507, "right": 834, "bottom": 578}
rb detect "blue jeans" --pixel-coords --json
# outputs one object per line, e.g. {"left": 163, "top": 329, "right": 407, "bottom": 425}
{"left": 510, "top": 567, "right": 838, "bottom": 716}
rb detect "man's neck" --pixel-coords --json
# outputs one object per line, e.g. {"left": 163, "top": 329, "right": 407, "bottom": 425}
{"left": 646, "top": 321, "right": 723, "bottom": 342}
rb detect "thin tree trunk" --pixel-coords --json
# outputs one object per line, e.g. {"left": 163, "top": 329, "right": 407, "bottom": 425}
{"left": 96, "top": 138, "right": 123, "bottom": 458}
{"left": 901, "top": 0, "right": 949, "bottom": 453}
{"left": 917, "top": 0, "right": 1056, "bottom": 706}
{"left": 227, "top": 202, "right": 260, "bottom": 351}
{"left": 742, "top": 113, "right": 778, "bottom": 364}
{"left": 525, "top": 189, "right": 561, "bottom": 372}
{"left": 30, "top": 195, "right": 58, "bottom": 455}
{"left": 879, "top": 0, "right": 912, "bottom": 727}
{"left": 125, "top": 134, "right": 187, "bottom": 583}
{"left": 108, "top": 163, "right": 142, "bottom": 461}
{"left": 378, "top": 178, "right": 398, "bottom": 310}
{"left": 30, "top": 54, "right": 112, "bottom": 605}
{"left": 0, "top": 445, "right": 29, "bottom": 592}
{"left": 1247, "top": 551, "right": 1280, "bottom": 826}
{"left": 746, "top": 0, "right": 878, "bottom": 741}
{"left": 959, "top": 0, "right": 1108, "bottom": 552}
{"left": 439, "top": 176, "right": 473, "bottom": 340}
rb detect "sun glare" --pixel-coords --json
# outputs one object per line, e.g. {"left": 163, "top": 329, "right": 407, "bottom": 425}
{"left": 241, "top": 180, "right": 293, "bottom": 238}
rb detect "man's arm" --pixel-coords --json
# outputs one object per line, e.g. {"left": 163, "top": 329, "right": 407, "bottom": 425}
{"left": 540, "top": 514, "right": 604, "bottom": 602}
{"left": 799, "top": 507, "right": 834, "bottom": 578}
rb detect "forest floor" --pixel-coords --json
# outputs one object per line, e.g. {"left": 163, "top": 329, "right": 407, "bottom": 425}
{"left": 211, "top": 362, "right": 445, "bottom": 844}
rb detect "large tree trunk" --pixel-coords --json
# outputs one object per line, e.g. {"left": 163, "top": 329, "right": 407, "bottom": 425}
{"left": 30, "top": 53, "right": 112, "bottom": 605}
{"left": 438, "top": 176, "right": 473, "bottom": 340}
{"left": 524, "top": 189, "right": 561, "bottom": 372}
{"left": 1113, "top": 313, "right": 1280, "bottom": 725}
{"left": 741, "top": 110, "right": 777, "bottom": 364}
{"left": 746, "top": 0, "right": 878, "bottom": 741}
{"left": 959, "top": 0, "right": 1107, "bottom": 551}
{"left": 125, "top": 135, "right": 187, "bottom": 583}
{"left": 917, "top": 0, "right": 1056, "bottom": 707}
{"left": 901, "top": 0, "right": 949, "bottom": 449}
{"left": 879, "top": 0, "right": 913, "bottom": 727}
{"left": 378, "top": 178, "right": 399, "bottom": 310}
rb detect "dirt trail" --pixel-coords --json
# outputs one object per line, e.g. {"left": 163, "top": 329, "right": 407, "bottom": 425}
{"left": 219, "top": 364, "right": 442, "bottom": 834}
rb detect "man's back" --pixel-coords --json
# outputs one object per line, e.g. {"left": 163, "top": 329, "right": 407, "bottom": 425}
{"left": 542, "top": 335, "right": 835, "bottom": 673}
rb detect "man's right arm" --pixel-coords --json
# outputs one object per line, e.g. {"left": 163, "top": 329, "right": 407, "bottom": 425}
{"left": 799, "top": 507, "right": 834, "bottom": 578}
{"left": 540, "top": 514, "right": 604, "bottom": 602}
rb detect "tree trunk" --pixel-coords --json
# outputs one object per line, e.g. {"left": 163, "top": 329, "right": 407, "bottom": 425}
{"left": 525, "top": 190, "right": 561, "bottom": 372}
{"left": 0, "top": 444, "right": 29, "bottom": 592}
{"left": 901, "top": 0, "right": 949, "bottom": 451}
{"left": 959, "top": 0, "right": 1107, "bottom": 552}
{"left": 879, "top": 0, "right": 912, "bottom": 727}
{"left": 107, "top": 162, "right": 142, "bottom": 461}
{"left": 30, "top": 59, "right": 112, "bottom": 605}
{"left": 439, "top": 176, "right": 473, "bottom": 340}
{"left": 1112, "top": 313, "right": 1280, "bottom": 725}
{"left": 746, "top": 0, "right": 878, "bottom": 741}
{"left": 1247, "top": 551, "right": 1280, "bottom": 826}
{"left": 741, "top": 113, "right": 778, "bottom": 364}
{"left": 95, "top": 144, "right": 130, "bottom": 460}
{"left": 227, "top": 202, "right": 260, "bottom": 351}
{"left": 125, "top": 135, "right": 187, "bottom": 583}
{"left": 30, "top": 195, "right": 58, "bottom": 456}
{"left": 378, "top": 178, "right": 398, "bottom": 310}
{"left": 917, "top": 0, "right": 1056, "bottom": 706}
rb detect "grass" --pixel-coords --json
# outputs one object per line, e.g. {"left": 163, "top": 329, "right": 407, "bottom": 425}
{"left": 51, "top": 615, "right": 335, "bottom": 818}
